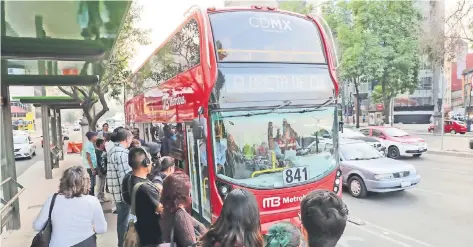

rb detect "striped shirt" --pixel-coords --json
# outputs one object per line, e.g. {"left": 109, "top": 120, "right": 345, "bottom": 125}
{"left": 106, "top": 143, "right": 131, "bottom": 203}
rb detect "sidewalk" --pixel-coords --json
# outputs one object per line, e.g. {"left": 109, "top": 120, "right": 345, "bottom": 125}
{"left": 1, "top": 154, "right": 118, "bottom": 247}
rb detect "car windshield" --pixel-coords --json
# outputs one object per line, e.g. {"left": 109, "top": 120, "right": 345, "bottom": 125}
{"left": 210, "top": 106, "right": 338, "bottom": 189}
{"left": 383, "top": 128, "right": 409, "bottom": 137}
{"left": 341, "top": 142, "right": 382, "bottom": 160}
{"left": 13, "top": 135, "right": 28, "bottom": 144}
{"left": 341, "top": 128, "right": 364, "bottom": 138}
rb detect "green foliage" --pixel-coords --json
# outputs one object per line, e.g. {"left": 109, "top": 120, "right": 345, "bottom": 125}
{"left": 322, "top": 0, "right": 422, "bottom": 121}
{"left": 278, "top": 1, "right": 314, "bottom": 14}
{"left": 58, "top": 1, "right": 150, "bottom": 130}
{"left": 370, "top": 85, "right": 383, "bottom": 103}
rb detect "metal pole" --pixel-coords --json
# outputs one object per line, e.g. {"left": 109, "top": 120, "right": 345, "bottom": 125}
{"left": 57, "top": 109, "right": 64, "bottom": 161}
{"left": 390, "top": 97, "right": 394, "bottom": 127}
{"left": 41, "top": 105, "right": 52, "bottom": 179}
{"left": 1, "top": 0, "right": 21, "bottom": 230}
{"left": 50, "top": 109, "right": 58, "bottom": 168}
{"left": 341, "top": 81, "right": 346, "bottom": 123}
{"left": 440, "top": 73, "right": 445, "bottom": 151}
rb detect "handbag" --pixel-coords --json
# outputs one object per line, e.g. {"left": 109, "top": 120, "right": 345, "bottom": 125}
{"left": 30, "top": 193, "right": 58, "bottom": 247}
{"left": 124, "top": 182, "right": 146, "bottom": 247}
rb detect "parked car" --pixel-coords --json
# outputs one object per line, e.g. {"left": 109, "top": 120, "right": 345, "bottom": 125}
{"left": 359, "top": 126, "right": 427, "bottom": 159}
{"left": 41, "top": 135, "right": 70, "bottom": 148}
{"left": 13, "top": 134, "right": 36, "bottom": 159}
{"left": 339, "top": 139, "right": 421, "bottom": 198}
{"left": 428, "top": 120, "right": 467, "bottom": 134}
{"left": 340, "top": 128, "right": 386, "bottom": 153}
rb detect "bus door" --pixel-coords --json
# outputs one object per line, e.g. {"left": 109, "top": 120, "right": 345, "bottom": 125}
{"left": 186, "top": 124, "right": 211, "bottom": 224}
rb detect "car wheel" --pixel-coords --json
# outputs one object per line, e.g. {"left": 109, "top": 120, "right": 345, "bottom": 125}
{"left": 460, "top": 132, "right": 465, "bottom": 135}
{"left": 388, "top": 146, "right": 400, "bottom": 159}
{"left": 413, "top": 154, "right": 422, "bottom": 158}
{"left": 32, "top": 150, "right": 36, "bottom": 156}
{"left": 450, "top": 130, "right": 456, "bottom": 134}
{"left": 348, "top": 176, "right": 367, "bottom": 198}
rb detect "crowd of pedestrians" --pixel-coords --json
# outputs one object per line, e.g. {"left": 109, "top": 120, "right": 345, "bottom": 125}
{"left": 32, "top": 124, "right": 349, "bottom": 247}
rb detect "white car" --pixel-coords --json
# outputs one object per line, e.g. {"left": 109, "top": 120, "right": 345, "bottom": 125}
{"left": 13, "top": 135, "right": 36, "bottom": 159}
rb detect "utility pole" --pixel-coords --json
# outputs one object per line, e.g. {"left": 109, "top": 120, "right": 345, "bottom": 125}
{"left": 341, "top": 81, "right": 346, "bottom": 124}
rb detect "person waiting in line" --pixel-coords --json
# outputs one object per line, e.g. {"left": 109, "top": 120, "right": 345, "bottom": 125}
{"left": 148, "top": 156, "right": 175, "bottom": 193}
{"left": 160, "top": 124, "right": 176, "bottom": 157}
{"left": 159, "top": 172, "right": 207, "bottom": 247}
{"left": 122, "top": 147, "right": 163, "bottom": 246}
{"left": 82, "top": 131, "right": 98, "bottom": 196}
{"left": 200, "top": 188, "right": 264, "bottom": 247}
{"left": 300, "top": 190, "right": 348, "bottom": 247}
{"left": 132, "top": 127, "right": 146, "bottom": 146}
{"left": 106, "top": 127, "right": 134, "bottom": 247}
{"left": 98, "top": 123, "right": 111, "bottom": 139}
{"left": 265, "top": 222, "right": 304, "bottom": 247}
{"left": 95, "top": 138, "right": 109, "bottom": 203}
{"left": 33, "top": 166, "right": 107, "bottom": 247}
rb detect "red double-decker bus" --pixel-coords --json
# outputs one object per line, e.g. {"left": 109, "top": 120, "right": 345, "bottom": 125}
{"left": 125, "top": 6, "right": 341, "bottom": 231}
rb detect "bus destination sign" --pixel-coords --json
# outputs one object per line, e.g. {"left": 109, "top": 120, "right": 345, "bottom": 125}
{"left": 223, "top": 74, "right": 333, "bottom": 94}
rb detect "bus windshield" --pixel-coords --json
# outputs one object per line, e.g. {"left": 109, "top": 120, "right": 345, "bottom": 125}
{"left": 209, "top": 11, "right": 326, "bottom": 64}
{"left": 210, "top": 106, "right": 337, "bottom": 189}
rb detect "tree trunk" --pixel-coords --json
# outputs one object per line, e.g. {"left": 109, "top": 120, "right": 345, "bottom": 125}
{"left": 381, "top": 79, "right": 389, "bottom": 125}
{"left": 432, "top": 64, "right": 440, "bottom": 113}
{"left": 354, "top": 78, "right": 361, "bottom": 128}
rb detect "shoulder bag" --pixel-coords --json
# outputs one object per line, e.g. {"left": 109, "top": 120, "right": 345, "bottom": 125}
{"left": 124, "top": 181, "right": 146, "bottom": 247}
{"left": 30, "top": 193, "right": 58, "bottom": 247}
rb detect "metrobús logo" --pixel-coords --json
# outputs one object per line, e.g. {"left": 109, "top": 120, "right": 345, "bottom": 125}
{"left": 262, "top": 195, "right": 305, "bottom": 209}
{"left": 163, "top": 95, "right": 186, "bottom": 110}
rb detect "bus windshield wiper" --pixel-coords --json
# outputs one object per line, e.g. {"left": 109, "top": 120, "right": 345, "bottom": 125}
{"left": 279, "top": 100, "right": 331, "bottom": 114}
{"left": 225, "top": 100, "right": 292, "bottom": 118}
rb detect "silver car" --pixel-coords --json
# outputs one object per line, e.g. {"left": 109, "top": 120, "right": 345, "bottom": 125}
{"left": 339, "top": 139, "right": 421, "bottom": 198}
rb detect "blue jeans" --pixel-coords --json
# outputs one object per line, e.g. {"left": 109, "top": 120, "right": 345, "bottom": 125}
{"left": 87, "top": 168, "right": 96, "bottom": 196}
{"left": 116, "top": 201, "right": 131, "bottom": 247}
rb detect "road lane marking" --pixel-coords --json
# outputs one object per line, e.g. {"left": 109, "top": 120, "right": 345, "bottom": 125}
{"left": 337, "top": 236, "right": 365, "bottom": 247}
{"left": 361, "top": 220, "right": 435, "bottom": 247}
{"left": 411, "top": 188, "right": 473, "bottom": 202}
{"left": 414, "top": 165, "right": 473, "bottom": 175}
{"left": 349, "top": 223, "right": 414, "bottom": 247}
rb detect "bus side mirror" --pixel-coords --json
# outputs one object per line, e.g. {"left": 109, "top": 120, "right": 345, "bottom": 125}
{"left": 192, "top": 120, "right": 205, "bottom": 139}
{"left": 193, "top": 106, "right": 206, "bottom": 139}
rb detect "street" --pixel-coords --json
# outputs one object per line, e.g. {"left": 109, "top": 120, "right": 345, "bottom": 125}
{"left": 337, "top": 153, "right": 473, "bottom": 247}
{"left": 14, "top": 127, "right": 82, "bottom": 178}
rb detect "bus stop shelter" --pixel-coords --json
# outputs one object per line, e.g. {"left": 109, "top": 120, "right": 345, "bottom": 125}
{"left": 13, "top": 96, "right": 83, "bottom": 179}
{"left": 1, "top": 0, "right": 130, "bottom": 232}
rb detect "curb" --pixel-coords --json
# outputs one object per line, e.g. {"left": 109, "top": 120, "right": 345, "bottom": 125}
{"left": 411, "top": 132, "right": 473, "bottom": 138}
{"left": 427, "top": 150, "right": 473, "bottom": 158}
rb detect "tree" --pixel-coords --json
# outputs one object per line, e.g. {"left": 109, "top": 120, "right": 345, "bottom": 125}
{"left": 323, "top": 1, "right": 422, "bottom": 124}
{"left": 57, "top": 1, "right": 150, "bottom": 131}
{"left": 126, "top": 18, "right": 201, "bottom": 97}
{"left": 64, "top": 111, "right": 77, "bottom": 124}
{"left": 279, "top": 1, "right": 314, "bottom": 14}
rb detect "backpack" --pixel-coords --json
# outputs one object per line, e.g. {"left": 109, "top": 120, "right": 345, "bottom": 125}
{"left": 98, "top": 151, "right": 107, "bottom": 175}
{"left": 124, "top": 182, "right": 145, "bottom": 247}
